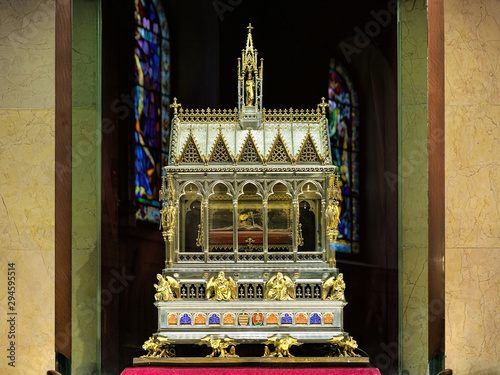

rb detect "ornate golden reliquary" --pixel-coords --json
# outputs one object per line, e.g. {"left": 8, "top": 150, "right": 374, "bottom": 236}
{"left": 149, "top": 25, "right": 351, "bottom": 353}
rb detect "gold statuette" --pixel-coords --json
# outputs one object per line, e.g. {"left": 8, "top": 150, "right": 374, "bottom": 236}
{"left": 264, "top": 272, "right": 295, "bottom": 300}
{"left": 206, "top": 271, "right": 237, "bottom": 301}
{"left": 325, "top": 173, "right": 342, "bottom": 267}
{"left": 322, "top": 273, "right": 346, "bottom": 301}
{"left": 262, "top": 335, "right": 302, "bottom": 357}
{"left": 160, "top": 174, "right": 177, "bottom": 268}
{"left": 197, "top": 336, "right": 239, "bottom": 358}
{"left": 154, "top": 274, "right": 181, "bottom": 301}
{"left": 141, "top": 336, "right": 175, "bottom": 358}
{"left": 327, "top": 335, "right": 360, "bottom": 358}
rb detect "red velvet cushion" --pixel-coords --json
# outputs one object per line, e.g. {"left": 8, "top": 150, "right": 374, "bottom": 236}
{"left": 122, "top": 367, "right": 381, "bottom": 375}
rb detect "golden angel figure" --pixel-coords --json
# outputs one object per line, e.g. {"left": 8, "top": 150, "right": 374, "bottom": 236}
{"left": 264, "top": 272, "right": 295, "bottom": 300}
{"left": 206, "top": 271, "right": 237, "bottom": 301}
{"left": 322, "top": 273, "right": 346, "bottom": 301}
{"left": 154, "top": 274, "right": 181, "bottom": 301}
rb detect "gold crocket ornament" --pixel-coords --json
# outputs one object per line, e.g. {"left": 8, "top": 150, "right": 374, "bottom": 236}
{"left": 197, "top": 336, "right": 239, "bottom": 357}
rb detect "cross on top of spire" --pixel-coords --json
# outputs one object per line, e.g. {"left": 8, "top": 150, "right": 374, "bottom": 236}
{"left": 240, "top": 24, "right": 258, "bottom": 76}
{"left": 245, "top": 23, "right": 254, "bottom": 52}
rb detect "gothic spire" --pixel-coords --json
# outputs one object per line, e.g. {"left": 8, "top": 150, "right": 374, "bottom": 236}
{"left": 245, "top": 24, "right": 254, "bottom": 52}
{"left": 241, "top": 23, "right": 258, "bottom": 73}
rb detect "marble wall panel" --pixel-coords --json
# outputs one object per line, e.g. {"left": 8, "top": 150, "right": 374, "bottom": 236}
{"left": 445, "top": 0, "right": 500, "bottom": 373}
{"left": 445, "top": 1, "right": 500, "bottom": 106}
{"left": 0, "top": 0, "right": 55, "bottom": 109}
{"left": 0, "top": 0, "right": 56, "bottom": 372}
{"left": 445, "top": 104, "right": 500, "bottom": 250}
{"left": 0, "top": 109, "right": 55, "bottom": 251}
{"left": 72, "top": 248, "right": 98, "bottom": 374}
{"left": 401, "top": 105, "right": 429, "bottom": 248}
{"left": 71, "top": 105, "right": 99, "bottom": 374}
{"left": 400, "top": 1, "right": 429, "bottom": 373}
{"left": 71, "top": 0, "right": 100, "bottom": 372}
{"left": 0, "top": 109, "right": 55, "bottom": 374}
{"left": 445, "top": 248, "right": 500, "bottom": 374}
{"left": 0, "top": 250, "right": 55, "bottom": 373}
{"left": 401, "top": 246, "right": 428, "bottom": 375}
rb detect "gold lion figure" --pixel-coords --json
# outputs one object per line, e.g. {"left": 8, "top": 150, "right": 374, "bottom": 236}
{"left": 197, "top": 336, "right": 239, "bottom": 357}
{"left": 327, "top": 335, "right": 360, "bottom": 357}
{"left": 264, "top": 272, "right": 295, "bottom": 300}
{"left": 322, "top": 273, "right": 346, "bottom": 301}
{"left": 141, "top": 336, "right": 175, "bottom": 358}
{"left": 206, "top": 271, "right": 237, "bottom": 301}
{"left": 154, "top": 274, "right": 181, "bottom": 301}
{"left": 262, "top": 335, "right": 302, "bottom": 357}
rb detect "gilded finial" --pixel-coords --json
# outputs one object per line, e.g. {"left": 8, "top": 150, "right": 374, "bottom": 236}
{"left": 241, "top": 24, "right": 258, "bottom": 74}
{"left": 170, "top": 97, "right": 182, "bottom": 115}
{"left": 246, "top": 23, "right": 255, "bottom": 52}
{"left": 318, "top": 97, "right": 329, "bottom": 114}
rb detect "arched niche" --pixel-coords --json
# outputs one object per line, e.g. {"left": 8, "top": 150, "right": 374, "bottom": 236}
{"left": 267, "top": 182, "right": 293, "bottom": 252}
{"left": 237, "top": 182, "right": 264, "bottom": 252}
{"left": 208, "top": 182, "right": 234, "bottom": 252}
{"left": 179, "top": 183, "right": 202, "bottom": 252}
{"left": 297, "top": 181, "right": 322, "bottom": 252}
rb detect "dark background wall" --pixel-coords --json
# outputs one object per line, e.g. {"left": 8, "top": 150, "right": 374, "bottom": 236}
{"left": 101, "top": 1, "right": 398, "bottom": 373}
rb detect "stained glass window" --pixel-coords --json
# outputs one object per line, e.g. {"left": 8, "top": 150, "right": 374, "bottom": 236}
{"left": 328, "top": 62, "right": 359, "bottom": 254}
{"left": 134, "top": 0, "right": 170, "bottom": 222}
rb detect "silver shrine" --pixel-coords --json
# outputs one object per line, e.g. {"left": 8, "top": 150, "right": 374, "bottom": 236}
{"left": 155, "top": 25, "right": 346, "bottom": 344}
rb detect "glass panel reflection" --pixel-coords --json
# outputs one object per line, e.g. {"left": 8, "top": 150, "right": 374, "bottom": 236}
{"left": 209, "top": 183, "right": 233, "bottom": 252}
{"left": 238, "top": 183, "right": 263, "bottom": 252}
{"left": 267, "top": 183, "right": 292, "bottom": 252}
{"left": 180, "top": 183, "right": 202, "bottom": 252}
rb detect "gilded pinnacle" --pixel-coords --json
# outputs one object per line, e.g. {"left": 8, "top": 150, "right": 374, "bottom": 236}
{"left": 245, "top": 23, "right": 255, "bottom": 52}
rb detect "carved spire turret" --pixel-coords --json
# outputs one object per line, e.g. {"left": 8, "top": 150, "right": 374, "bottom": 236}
{"left": 238, "top": 24, "right": 263, "bottom": 129}
{"left": 241, "top": 24, "right": 258, "bottom": 73}
{"left": 245, "top": 24, "right": 254, "bottom": 52}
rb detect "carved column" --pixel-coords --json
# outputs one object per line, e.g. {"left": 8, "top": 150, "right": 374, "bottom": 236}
{"left": 233, "top": 198, "right": 239, "bottom": 262}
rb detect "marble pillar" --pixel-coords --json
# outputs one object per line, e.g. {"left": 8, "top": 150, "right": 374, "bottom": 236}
{"left": 400, "top": 1, "right": 429, "bottom": 374}
{"left": 71, "top": 0, "right": 100, "bottom": 373}
{"left": 445, "top": 0, "right": 500, "bottom": 373}
{"left": 0, "top": 0, "right": 55, "bottom": 372}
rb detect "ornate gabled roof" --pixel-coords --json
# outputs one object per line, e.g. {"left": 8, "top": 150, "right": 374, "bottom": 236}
{"left": 297, "top": 129, "right": 323, "bottom": 163}
{"left": 266, "top": 128, "right": 293, "bottom": 163}
{"left": 178, "top": 129, "right": 204, "bottom": 164}
{"left": 207, "top": 128, "right": 234, "bottom": 164}
{"left": 171, "top": 115, "right": 329, "bottom": 166}
{"left": 167, "top": 25, "right": 332, "bottom": 168}
{"left": 237, "top": 131, "right": 263, "bottom": 163}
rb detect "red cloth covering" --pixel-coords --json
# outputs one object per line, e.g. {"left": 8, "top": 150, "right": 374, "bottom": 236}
{"left": 121, "top": 367, "right": 381, "bottom": 375}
